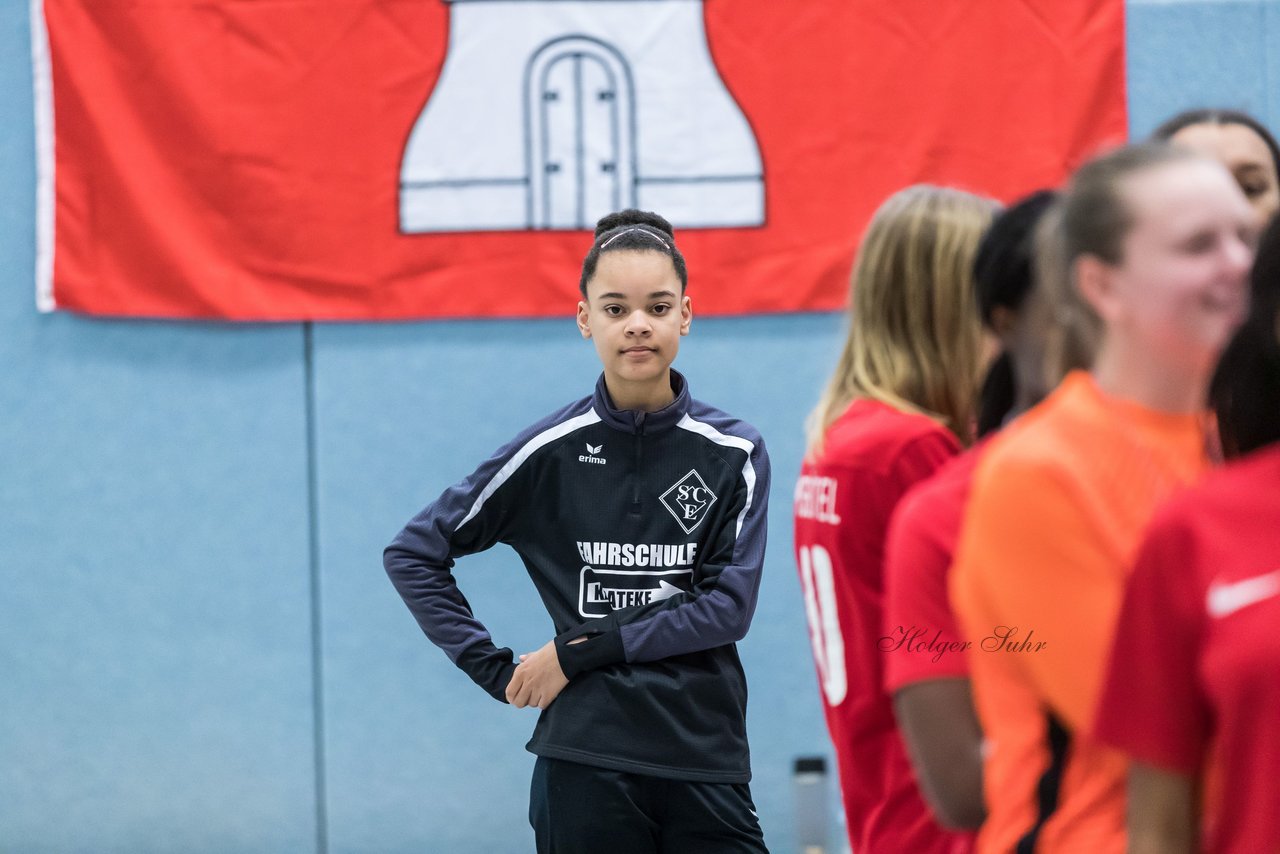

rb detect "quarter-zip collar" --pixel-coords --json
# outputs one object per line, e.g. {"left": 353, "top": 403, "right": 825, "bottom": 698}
{"left": 592, "top": 370, "right": 691, "bottom": 435}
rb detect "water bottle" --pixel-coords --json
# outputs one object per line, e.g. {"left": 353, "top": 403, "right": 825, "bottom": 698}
{"left": 793, "top": 755, "right": 830, "bottom": 854}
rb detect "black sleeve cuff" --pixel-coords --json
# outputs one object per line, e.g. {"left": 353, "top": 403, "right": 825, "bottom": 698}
{"left": 554, "top": 618, "right": 626, "bottom": 680}
{"left": 456, "top": 641, "right": 518, "bottom": 703}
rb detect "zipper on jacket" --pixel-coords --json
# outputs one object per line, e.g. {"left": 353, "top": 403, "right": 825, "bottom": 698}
{"left": 631, "top": 412, "right": 645, "bottom": 514}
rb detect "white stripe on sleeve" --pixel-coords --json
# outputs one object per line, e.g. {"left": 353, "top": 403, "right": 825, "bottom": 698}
{"left": 676, "top": 414, "right": 757, "bottom": 538}
{"left": 458, "top": 410, "right": 602, "bottom": 528}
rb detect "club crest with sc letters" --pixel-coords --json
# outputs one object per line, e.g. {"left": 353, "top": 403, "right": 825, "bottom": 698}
{"left": 660, "top": 469, "right": 717, "bottom": 534}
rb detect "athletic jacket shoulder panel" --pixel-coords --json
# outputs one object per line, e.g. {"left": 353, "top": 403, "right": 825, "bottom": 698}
{"left": 454, "top": 398, "right": 602, "bottom": 533}
{"left": 678, "top": 401, "right": 764, "bottom": 483}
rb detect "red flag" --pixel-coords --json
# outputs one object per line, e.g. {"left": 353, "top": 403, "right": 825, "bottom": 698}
{"left": 35, "top": 1, "right": 1126, "bottom": 320}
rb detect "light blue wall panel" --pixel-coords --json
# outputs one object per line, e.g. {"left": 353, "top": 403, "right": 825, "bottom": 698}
{"left": 312, "top": 319, "right": 597, "bottom": 853}
{"left": 0, "top": 320, "right": 320, "bottom": 854}
{"left": 1270, "top": 2, "right": 1280, "bottom": 127}
{"left": 1127, "top": 0, "right": 1275, "bottom": 137}
{"left": 0, "top": 6, "right": 319, "bottom": 852}
{"left": 311, "top": 312, "right": 843, "bottom": 852}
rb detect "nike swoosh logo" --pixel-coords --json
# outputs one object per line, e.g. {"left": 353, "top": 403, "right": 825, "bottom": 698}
{"left": 1207, "top": 570, "right": 1280, "bottom": 618}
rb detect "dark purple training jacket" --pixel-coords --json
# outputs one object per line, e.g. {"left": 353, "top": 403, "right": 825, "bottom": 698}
{"left": 384, "top": 370, "right": 770, "bottom": 783}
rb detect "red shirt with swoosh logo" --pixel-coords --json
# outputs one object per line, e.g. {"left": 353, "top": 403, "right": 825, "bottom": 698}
{"left": 1095, "top": 442, "right": 1280, "bottom": 853}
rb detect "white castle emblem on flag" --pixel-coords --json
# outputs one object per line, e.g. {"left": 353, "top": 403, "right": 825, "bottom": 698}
{"left": 400, "top": 0, "right": 765, "bottom": 232}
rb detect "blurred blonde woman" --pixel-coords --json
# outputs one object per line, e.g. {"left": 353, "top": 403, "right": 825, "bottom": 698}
{"left": 793, "top": 184, "right": 997, "bottom": 854}
{"left": 883, "top": 190, "right": 1065, "bottom": 838}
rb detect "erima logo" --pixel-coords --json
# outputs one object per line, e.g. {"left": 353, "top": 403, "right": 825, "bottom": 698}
{"left": 579, "top": 566, "right": 692, "bottom": 618}
{"left": 660, "top": 469, "right": 717, "bottom": 534}
{"left": 579, "top": 442, "right": 606, "bottom": 465}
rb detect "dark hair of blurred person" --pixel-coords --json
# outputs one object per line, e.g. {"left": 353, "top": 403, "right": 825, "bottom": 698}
{"left": 1152, "top": 107, "right": 1280, "bottom": 227}
{"left": 973, "top": 189, "right": 1059, "bottom": 435}
{"left": 1209, "top": 213, "right": 1280, "bottom": 456}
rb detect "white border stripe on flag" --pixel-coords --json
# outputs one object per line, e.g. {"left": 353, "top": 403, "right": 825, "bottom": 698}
{"left": 30, "top": 0, "right": 55, "bottom": 313}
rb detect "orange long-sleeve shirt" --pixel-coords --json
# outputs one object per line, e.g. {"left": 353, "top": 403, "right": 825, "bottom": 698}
{"left": 950, "top": 372, "right": 1208, "bottom": 854}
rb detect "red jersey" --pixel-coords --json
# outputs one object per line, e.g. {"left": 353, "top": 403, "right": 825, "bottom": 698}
{"left": 1095, "top": 443, "right": 1280, "bottom": 854}
{"left": 794, "top": 398, "right": 971, "bottom": 854}
{"left": 883, "top": 442, "right": 989, "bottom": 693}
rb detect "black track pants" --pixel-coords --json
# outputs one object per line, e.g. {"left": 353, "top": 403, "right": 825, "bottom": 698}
{"left": 529, "top": 756, "right": 769, "bottom": 854}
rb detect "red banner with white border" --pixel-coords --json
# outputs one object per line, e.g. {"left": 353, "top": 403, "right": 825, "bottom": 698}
{"left": 33, "top": 0, "right": 1126, "bottom": 320}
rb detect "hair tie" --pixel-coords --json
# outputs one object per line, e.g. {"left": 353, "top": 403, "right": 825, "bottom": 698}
{"left": 599, "top": 227, "right": 671, "bottom": 251}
